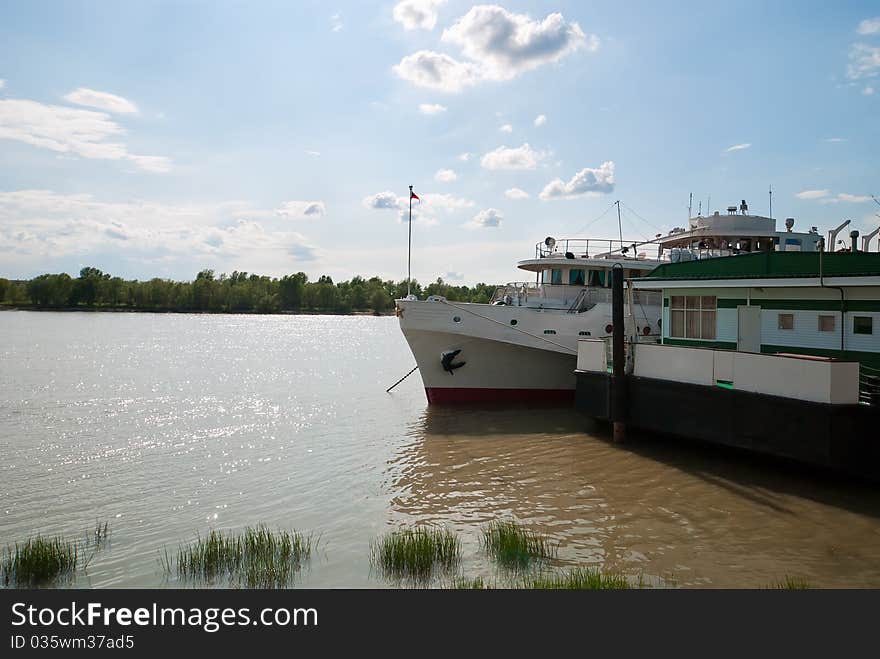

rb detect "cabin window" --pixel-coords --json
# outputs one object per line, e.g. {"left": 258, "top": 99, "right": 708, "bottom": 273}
{"left": 778, "top": 314, "right": 794, "bottom": 330}
{"left": 551, "top": 269, "right": 563, "bottom": 285}
{"left": 818, "top": 315, "right": 836, "bottom": 332}
{"left": 587, "top": 270, "right": 606, "bottom": 287}
{"left": 854, "top": 316, "right": 873, "bottom": 335}
{"left": 569, "top": 269, "right": 586, "bottom": 286}
{"left": 669, "top": 295, "right": 716, "bottom": 340}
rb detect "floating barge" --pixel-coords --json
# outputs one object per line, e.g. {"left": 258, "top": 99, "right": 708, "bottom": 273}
{"left": 575, "top": 251, "right": 880, "bottom": 479}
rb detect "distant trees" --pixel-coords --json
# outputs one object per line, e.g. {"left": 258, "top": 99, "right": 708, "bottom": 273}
{"left": 0, "top": 268, "right": 497, "bottom": 314}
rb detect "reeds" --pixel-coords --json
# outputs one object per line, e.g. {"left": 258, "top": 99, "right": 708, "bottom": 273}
{"left": 371, "top": 526, "right": 461, "bottom": 583}
{"left": 2, "top": 536, "right": 80, "bottom": 587}
{"left": 522, "top": 568, "right": 630, "bottom": 590}
{"left": 163, "top": 526, "right": 314, "bottom": 588}
{"left": 769, "top": 575, "right": 811, "bottom": 590}
{"left": 482, "top": 520, "right": 557, "bottom": 569}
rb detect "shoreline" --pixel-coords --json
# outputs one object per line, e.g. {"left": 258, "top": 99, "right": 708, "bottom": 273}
{"left": 0, "top": 305, "right": 397, "bottom": 317}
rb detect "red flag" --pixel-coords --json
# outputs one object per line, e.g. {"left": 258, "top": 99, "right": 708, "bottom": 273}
{"left": 410, "top": 190, "right": 420, "bottom": 202}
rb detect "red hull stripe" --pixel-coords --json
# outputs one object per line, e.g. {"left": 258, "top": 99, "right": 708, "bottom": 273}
{"left": 425, "top": 387, "right": 575, "bottom": 404}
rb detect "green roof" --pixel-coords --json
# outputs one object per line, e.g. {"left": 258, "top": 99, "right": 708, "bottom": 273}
{"left": 642, "top": 251, "right": 880, "bottom": 280}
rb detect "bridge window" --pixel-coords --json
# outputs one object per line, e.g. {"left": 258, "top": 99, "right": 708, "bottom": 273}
{"left": 669, "top": 295, "right": 716, "bottom": 340}
{"left": 569, "top": 269, "right": 585, "bottom": 285}
{"left": 551, "top": 269, "right": 563, "bottom": 285}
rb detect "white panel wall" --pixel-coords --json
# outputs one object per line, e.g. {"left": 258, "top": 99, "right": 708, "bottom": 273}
{"left": 713, "top": 351, "right": 734, "bottom": 382}
{"left": 576, "top": 339, "right": 607, "bottom": 373}
{"left": 634, "top": 343, "right": 715, "bottom": 386}
{"left": 732, "top": 352, "right": 859, "bottom": 404}
{"left": 631, "top": 344, "right": 860, "bottom": 404}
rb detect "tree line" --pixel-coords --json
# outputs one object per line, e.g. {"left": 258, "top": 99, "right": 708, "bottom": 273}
{"left": 0, "top": 268, "right": 497, "bottom": 314}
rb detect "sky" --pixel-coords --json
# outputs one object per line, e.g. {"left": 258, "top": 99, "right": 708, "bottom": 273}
{"left": 1, "top": 1, "right": 878, "bottom": 285}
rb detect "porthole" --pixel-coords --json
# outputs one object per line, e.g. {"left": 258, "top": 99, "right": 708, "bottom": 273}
{"left": 510, "top": 319, "right": 518, "bottom": 326}
{"left": 544, "top": 329, "right": 557, "bottom": 335}
{"left": 453, "top": 315, "right": 461, "bottom": 323}
{"left": 605, "top": 324, "right": 613, "bottom": 334}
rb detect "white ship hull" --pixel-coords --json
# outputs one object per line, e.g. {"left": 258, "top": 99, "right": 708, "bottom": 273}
{"left": 397, "top": 297, "right": 660, "bottom": 403}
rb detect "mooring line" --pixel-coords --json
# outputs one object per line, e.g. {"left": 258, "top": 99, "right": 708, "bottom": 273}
{"left": 386, "top": 365, "right": 419, "bottom": 392}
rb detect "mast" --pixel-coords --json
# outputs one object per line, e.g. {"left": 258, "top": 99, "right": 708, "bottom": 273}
{"left": 688, "top": 192, "right": 693, "bottom": 220}
{"left": 407, "top": 185, "right": 413, "bottom": 297}
{"left": 769, "top": 184, "right": 773, "bottom": 220}
{"left": 616, "top": 200, "right": 623, "bottom": 245}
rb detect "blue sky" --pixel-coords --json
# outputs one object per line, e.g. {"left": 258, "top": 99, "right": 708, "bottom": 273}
{"left": 1, "top": 1, "right": 878, "bottom": 284}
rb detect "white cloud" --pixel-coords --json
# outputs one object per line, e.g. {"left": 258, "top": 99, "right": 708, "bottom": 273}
{"left": 0, "top": 99, "right": 171, "bottom": 172}
{"left": 0, "top": 190, "right": 318, "bottom": 269}
{"left": 847, "top": 44, "right": 880, "bottom": 80}
{"left": 499, "top": 123, "right": 513, "bottom": 133}
{"left": 539, "top": 161, "right": 615, "bottom": 200}
{"left": 825, "top": 137, "right": 847, "bottom": 143}
{"left": 275, "top": 200, "right": 326, "bottom": 218}
{"left": 480, "top": 143, "right": 547, "bottom": 170}
{"left": 363, "top": 191, "right": 402, "bottom": 210}
{"left": 534, "top": 114, "right": 547, "bottom": 127}
{"left": 0, "top": 80, "right": 5, "bottom": 90}
{"left": 725, "top": 143, "right": 751, "bottom": 152}
{"left": 393, "top": 50, "right": 480, "bottom": 93}
{"left": 864, "top": 85, "right": 876, "bottom": 95}
{"left": 418, "top": 103, "right": 447, "bottom": 115}
{"left": 504, "top": 187, "right": 530, "bottom": 200}
{"left": 63, "top": 88, "right": 138, "bottom": 114}
{"left": 305, "top": 150, "right": 321, "bottom": 156}
{"left": 467, "top": 208, "right": 503, "bottom": 228}
{"left": 857, "top": 17, "right": 880, "bottom": 35}
{"left": 441, "top": 6, "right": 593, "bottom": 82}
{"left": 331, "top": 13, "right": 344, "bottom": 32}
{"left": 363, "top": 190, "right": 474, "bottom": 226}
{"left": 458, "top": 152, "right": 471, "bottom": 161}
{"left": 795, "top": 189, "right": 830, "bottom": 200}
{"left": 394, "top": 6, "right": 594, "bottom": 92}
{"left": 819, "top": 193, "right": 873, "bottom": 204}
{"left": 393, "top": 0, "right": 446, "bottom": 31}
{"left": 434, "top": 168, "right": 457, "bottom": 182}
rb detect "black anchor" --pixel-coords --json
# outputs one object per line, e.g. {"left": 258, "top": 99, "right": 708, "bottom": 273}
{"left": 440, "top": 349, "right": 466, "bottom": 374}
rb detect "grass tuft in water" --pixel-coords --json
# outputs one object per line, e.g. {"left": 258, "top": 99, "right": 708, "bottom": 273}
{"left": 371, "top": 527, "right": 461, "bottom": 582}
{"left": 769, "top": 575, "right": 811, "bottom": 590}
{"left": 482, "top": 520, "right": 557, "bottom": 570}
{"left": 86, "top": 520, "right": 111, "bottom": 550}
{"left": 449, "top": 576, "right": 489, "bottom": 589}
{"left": 2, "top": 536, "right": 80, "bottom": 587}
{"left": 166, "top": 526, "right": 314, "bottom": 588}
{"left": 523, "top": 568, "right": 631, "bottom": 590}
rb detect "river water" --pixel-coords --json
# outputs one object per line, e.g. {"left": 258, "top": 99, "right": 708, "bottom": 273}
{"left": 1, "top": 311, "right": 879, "bottom": 588}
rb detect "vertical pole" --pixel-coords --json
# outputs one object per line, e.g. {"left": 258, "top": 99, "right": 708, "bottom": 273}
{"left": 616, "top": 200, "right": 623, "bottom": 246}
{"left": 769, "top": 184, "right": 773, "bottom": 220}
{"left": 611, "top": 263, "right": 627, "bottom": 442}
{"left": 407, "top": 185, "right": 413, "bottom": 298}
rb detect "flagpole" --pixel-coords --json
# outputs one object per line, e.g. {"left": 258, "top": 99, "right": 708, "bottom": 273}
{"left": 407, "top": 184, "right": 413, "bottom": 298}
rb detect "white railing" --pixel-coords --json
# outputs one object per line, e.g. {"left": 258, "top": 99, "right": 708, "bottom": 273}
{"left": 535, "top": 238, "right": 663, "bottom": 261}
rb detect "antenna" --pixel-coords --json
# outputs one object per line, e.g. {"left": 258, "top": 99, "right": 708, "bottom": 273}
{"left": 698, "top": 201, "right": 702, "bottom": 216}
{"left": 688, "top": 192, "right": 693, "bottom": 219}
{"left": 707, "top": 195, "right": 711, "bottom": 214}
{"left": 769, "top": 185, "right": 773, "bottom": 220}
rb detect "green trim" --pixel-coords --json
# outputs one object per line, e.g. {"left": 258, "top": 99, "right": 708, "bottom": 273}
{"left": 663, "top": 297, "right": 669, "bottom": 307}
{"left": 717, "top": 298, "right": 747, "bottom": 308}
{"left": 645, "top": 251, "right": 880, "bottom": 281}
